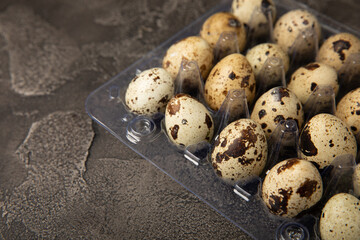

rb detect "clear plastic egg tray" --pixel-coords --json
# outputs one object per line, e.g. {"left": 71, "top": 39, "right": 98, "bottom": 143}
{"left": 85, "top": 0, "right": 360, "bottom": 239}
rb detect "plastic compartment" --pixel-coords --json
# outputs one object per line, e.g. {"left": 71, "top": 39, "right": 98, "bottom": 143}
{"left": 85, "top": 0, "right": 360, "bottom": 239}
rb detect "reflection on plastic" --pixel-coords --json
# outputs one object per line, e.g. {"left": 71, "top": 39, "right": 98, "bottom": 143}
{"left": 126, "top": 114, "right": 163, "bottom": 144}
{"left": 184, "top": 141, "right": 212, "bottom": 166}
{"left": 265, "top": 6, "right": 275, "bottom": 42}
{"left": 174, "top": 60, "right": 205, "bottom": 103}
{"left": 257, "top": 57, "right": 286, "bottom": 98}
{"left": 290, "top": 27, "right": 319, "bottom": 66}
{"left": 276, "top": 221, "right": 310, "bottom": 240}
{"left": 213, "top": 89, "right": 249, "bottom": 138}
{"left": 233, "top": 177, "right": 261, "bottom": 202}
{"left": 303, "top": 85, "right": 335, "bottom": 122}
{"left": 213, "top": 31, "right": 239, "bottom": 62}
{"left": 321, "top": 154, "right": 356, "bottom": 203}
{"left": 265, "top": 119, "right": 299, "bottom": 176}
{"left": 108, "top": 85, "right": 119, "bottom": 99}
{"left": 338, "top": 53, "right": 360, "bottom": 95}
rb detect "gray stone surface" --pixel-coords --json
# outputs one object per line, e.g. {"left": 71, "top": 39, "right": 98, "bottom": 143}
{"left": 0, "top": 0, "right": 359, "bottom": 239}
{"left": 0, "top": 5, "right": 81, "bottom": 96}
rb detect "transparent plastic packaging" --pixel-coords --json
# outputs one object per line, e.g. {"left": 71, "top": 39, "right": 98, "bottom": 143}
{"left": 86, "top": 0, "right": 360, "bottom": 239}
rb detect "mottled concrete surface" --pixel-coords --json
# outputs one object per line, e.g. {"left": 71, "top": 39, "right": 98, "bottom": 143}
{"left": 0, "top": 0, "right": 359, "bottom": 239}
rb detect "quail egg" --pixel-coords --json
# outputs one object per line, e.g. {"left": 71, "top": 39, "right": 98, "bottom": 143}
{"left": 200, "top": 12, "right": 247, "bottom": 52}
{"left": 262, "top": 158, "right": 323, "bottom": 217}
{"left": 204, "top": 53, "right": 256, "bottom": 111}
{"left": 299, "top": 113, "right": 357, "bottom": 169}
{"left": 317, "top": 32, "right": 360, "bottom": 72}
{"left": 231, "top": 0, "right": 276, "bottom": 39}
{"left": 125, "top": 68, "right": 174, "bottom": 115}
{"left": 354, "top": 164, "right": 360, "bottom": 197}
{"left": 288, "top": 62, "right": 339, "bottom": 104}
{"left": 162, "top": 36, "right": 214, "bottom": 80}
{"left": 320, "top": 193, "right": 360, "bottom": 240}
{"left": 336, "top": 88, "right": 360, "bottom": 136}
{"left": 246, "top": 43, "right": 290, "bottom": 80}
{"left": 211, "top": 118, "right": 267, "bottom": 184}
{"left": 273, "top": 9, "right": 321, "bottom": 59}
{"left": 165, "top": 94, "right": 214, "bottom": 147}
{"left": 251, "top": 87, "right": 304, "bottom": 138}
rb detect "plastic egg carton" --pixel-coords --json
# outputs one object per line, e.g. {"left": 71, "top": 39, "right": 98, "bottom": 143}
{"left": 85, "top": 0, "right": 360, "bottom": 239}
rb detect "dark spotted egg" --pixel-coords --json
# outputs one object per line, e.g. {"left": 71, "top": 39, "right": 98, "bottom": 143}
{"left": 162, "top": 36, "right": 214, "bottom": 81}
{"left": 250, "top": 87, "right": 304, "bottom": 138}
{"left": 320, "top": 193, "right": 360, "bottom": 240}
{"left": 299, "top": 113, "right": 357, "bottom": 169}
{"left": 165, "top": 94, "right": 214, "bottom": 147}
{"left": 354, "top": 164, "right": 360, "bottom": 197}
{"left": 231, "top": 0, "right": 276, "bottom": 39}
{"left": 204, "top": 53, "right": 256, "bottom": 111}
{"left": 317, "top": 32, "right": 360, "bottom": 72}
{"left": 262, "top": 158, "right": 323, "bottom": 217}
{"left": 335, "top": 87, "right": 360, "bottom": 136}
{"left": 125, "top": 68, "right": 174, "bottom": 115}
{"left": 288, "top": 62, "right": 339, "bottom": 105}
{"left": 273, "top": 9, "right": 321, "bottom": 57}
{"left": 211, "top": 118, "right": 267, "bottom": 184}
{"left": 200, "top": 12, "right": 247, "bottom": 52}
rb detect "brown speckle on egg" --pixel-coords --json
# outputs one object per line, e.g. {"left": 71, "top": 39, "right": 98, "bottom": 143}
{"left": 299, "top": 114, "right": 357, "bottom": 169}
{"left": 165, "top": 95, "right": 214, "bottom": 147}
{"left": 317, "top": 33, "right": 360, "bottom": 72}
{"left": 251, "top": 87, "right": 304, "bottom": 138}
{"left": 125, "top": 68, "right": 174, "bottom": 115}
{"left": 211, "top": 119, "right": 267, "bottom": 184}
{"left": 262, "top": 159, "right": 323, "bottom": 217}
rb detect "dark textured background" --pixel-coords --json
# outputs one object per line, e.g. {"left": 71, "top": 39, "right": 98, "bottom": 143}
{"left": 0, "top": 0, "right": 359, "bottom": 239}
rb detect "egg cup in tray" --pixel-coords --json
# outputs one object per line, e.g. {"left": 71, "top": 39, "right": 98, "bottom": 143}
{"left": 85, "top": 0, "right": 360, "bottom": 239}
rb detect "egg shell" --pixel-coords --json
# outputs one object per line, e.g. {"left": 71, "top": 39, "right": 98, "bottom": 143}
{"left": 231, "top": 0, "right": 276, "bottom": 39}
{"left": 336, "top": 88, "right": 360, "bottom": 136}
{"left": 262, "top": 158, "right": 323, "bottom": 217}
{"left": 317, "top": 32, "right": 360, "bottom": 72}
{"left": 320, "top": 193, "right": 360, "bottom": 240}
{"left": 200, "top": 12, "right": 247, "bottom": 52}
{"left": 250, "top": 87, "right": 304, "bottom": 138}
{"left": 165, "top": 94, "right": 214, "bottom": 147}
{"left": 125, "top": 68, "right": 174, "bottom": 115}
{"left": 246, "top": 43, "right": 290, "bottom": 78}
{"left": 299, "top": 113, "right": 357, "bottom": 169}
{"left": 204, "top": 53, "right": 256, "bottom": 111}
{"left": 211, "top": 118, "right": 267, "bottom": 184}
{"left": 273, "top": 9, "right": 321, "bottom": 56}
{"left": 354, "top": 164, "right": 360, "bottom": 197}
{"left": 288, "top": 62, "right": 339, "bottom": 104}
{"left": 162, "top": 36, "right": 214, "bottom": 80}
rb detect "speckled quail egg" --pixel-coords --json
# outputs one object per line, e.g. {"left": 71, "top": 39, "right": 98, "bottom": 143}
{"left": 320, "top": 193, "right": 360, "bottom": 240}
{"left": 288, "top": 62, "right": 339, "bottom": 104}
{"left": 231, "top": 0, "right": 276, "bottom": 39}
{"left": 336, "top": 88, "right": 360, "bottom": 136}
{"left": 211, "top": 118, "right": 267, "bottom": 184}
{"left": 250, "top": 87, "right": 304, "bottom": 138}
{"left": 165, "top": 94, "right": 214, "bottom": 147}
{"left": 246, "top": 43, "right": 290, "bottom": 78}
{"left": 354, "top": 164, "right": 360, "bottom": 197}
{"left": 200, "top": 12, "right": 247, "bottom": 52}
{"left": 273, "top": 9, "right": 321, "bottom": 58}
{"left": 299, "top": 113, "right": 357, "bottom": 169}
{"left": 317, "top": 32, "right": 360, "bottom": 72}
{"left": 162, "top": 36, "right": 214, "bottom": 80}
{"left": 262, "top": 158, "right": 323, "bottom": 217}
{"left": 204, "top": 53, "right": 256, "bottom": 111}
{"left": 125, "top": 68, "right": 174, "bottom": 115}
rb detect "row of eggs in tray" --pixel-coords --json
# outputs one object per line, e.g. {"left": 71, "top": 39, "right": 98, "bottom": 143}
{"left": 123, "top": 0, "right": 360, "bottom": 239}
